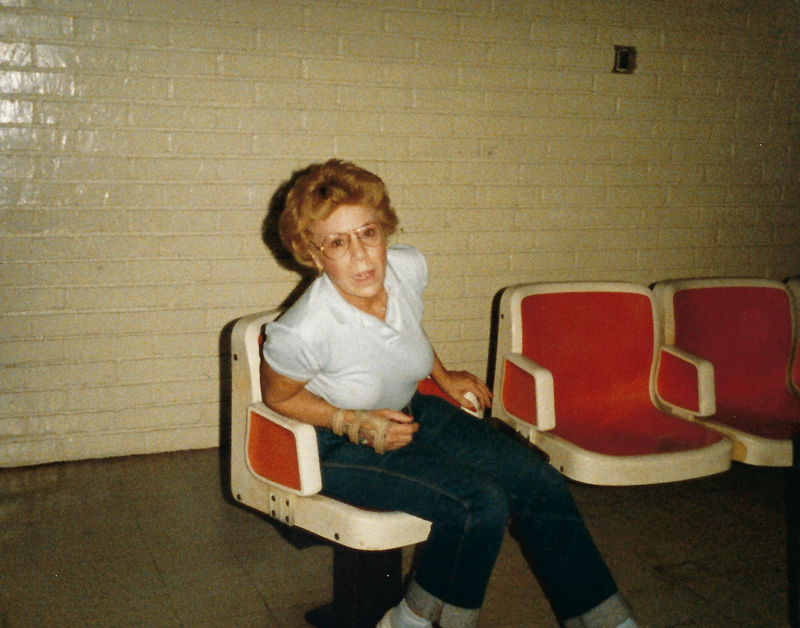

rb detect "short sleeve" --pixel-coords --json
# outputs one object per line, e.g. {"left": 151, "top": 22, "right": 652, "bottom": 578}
{"left": 262, "top": 320, "right": 322, "bottom": 382}
{"left": 387, "top": 245, "right": 428, "bottom": 298}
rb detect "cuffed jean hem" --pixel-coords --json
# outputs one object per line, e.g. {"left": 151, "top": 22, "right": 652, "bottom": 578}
{"left": 562, "top": 592, "right": 632, "bottom": 628}
{"left": 406, "top": 579, "right": 480, "bottom": 628}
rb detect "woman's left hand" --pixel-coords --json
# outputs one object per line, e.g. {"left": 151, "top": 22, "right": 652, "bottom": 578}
{"left": 434, "top": 368, "right": 493, "bottom": 413}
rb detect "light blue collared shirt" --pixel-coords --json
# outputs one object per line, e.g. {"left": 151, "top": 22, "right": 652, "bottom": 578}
{"left": 263, "top": 245, "right": 435, "bottom": 411}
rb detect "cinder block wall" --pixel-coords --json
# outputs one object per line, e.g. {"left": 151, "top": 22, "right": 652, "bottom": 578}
{"left": 2, "top": 0, "right": 798, "bottom": 466}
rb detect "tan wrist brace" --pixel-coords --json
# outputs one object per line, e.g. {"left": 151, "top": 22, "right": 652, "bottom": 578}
{"left": 330, "top": 408, "right": 391, "bottom": 454}
{"left": 331, "top": 408, "right": 349, "bottom": 437}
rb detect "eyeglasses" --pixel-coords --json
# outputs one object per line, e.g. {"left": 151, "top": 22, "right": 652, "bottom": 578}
{"left": 310, "top": 222, "right": 384, "bottom": 260}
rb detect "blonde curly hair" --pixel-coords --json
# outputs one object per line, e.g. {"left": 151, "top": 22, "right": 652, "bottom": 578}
{"left": 279, "top": 159, "right": 399, "bottom": 268}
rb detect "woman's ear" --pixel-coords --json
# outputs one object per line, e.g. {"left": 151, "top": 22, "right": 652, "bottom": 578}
{"left": 292, "top": 238, "right": 323, "bottom": 274}
{"left": 309, "top": 250, "right": 324, "bottom": 273}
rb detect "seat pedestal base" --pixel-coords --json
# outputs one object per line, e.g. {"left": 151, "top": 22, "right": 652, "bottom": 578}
{"left": 789, "top": 436, "right": 800, "bottom": 628}
{"left": 307, "top": 546, "right": 405, "bottom": 628}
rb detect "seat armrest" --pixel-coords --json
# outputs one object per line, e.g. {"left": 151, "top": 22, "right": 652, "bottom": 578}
{"left": 417, "top": 377, "right": 483, "bottom": 417}
{"left": 245, "top": 402, "right": 323, "bottom": 496}
{"left": 656, "top": 345, "right": 716, "bottom": 417}
{"left": 495, "top": 353, "right": 555, "bottom": 431}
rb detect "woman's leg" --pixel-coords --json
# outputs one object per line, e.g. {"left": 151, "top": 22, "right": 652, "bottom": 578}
{"left": 318, "top": 420, "right": 511, "bottom": 612}
{"left": 317, "top": 394, "right": 630, "bottom": 626}
{"left": 405, "top": 395, "right": 623, "bottom": 624}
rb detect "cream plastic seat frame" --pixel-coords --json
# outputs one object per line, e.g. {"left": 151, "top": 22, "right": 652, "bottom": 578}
{"left": 230, "top": 310, "right": 431, "bottom": 628}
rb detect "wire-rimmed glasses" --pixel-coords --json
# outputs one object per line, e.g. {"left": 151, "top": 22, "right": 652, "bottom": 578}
{"left": 310, "top": 222, "right": 384, "bottom": 260}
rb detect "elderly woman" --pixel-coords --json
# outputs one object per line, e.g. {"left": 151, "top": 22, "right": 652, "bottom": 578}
{"left": 260, "top": 159, "right": 641, "bottom": 628}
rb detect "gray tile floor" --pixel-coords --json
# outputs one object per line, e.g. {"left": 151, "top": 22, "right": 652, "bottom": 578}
{"left": 0, "top": 448, "right": 791, "bottom": 628}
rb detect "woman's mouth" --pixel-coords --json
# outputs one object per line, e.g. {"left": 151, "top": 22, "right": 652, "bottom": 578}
{"left": 352, "top": 269, "right": 375, "bottom": 282}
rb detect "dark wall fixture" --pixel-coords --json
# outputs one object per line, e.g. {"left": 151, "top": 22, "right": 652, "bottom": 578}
{"left": 613, "top": 46, "right": 637, "bottom": 74}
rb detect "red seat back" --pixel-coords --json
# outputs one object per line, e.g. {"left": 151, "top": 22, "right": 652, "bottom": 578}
{"left": 672, "top": 286, "right": 793, "bottom": 409}
{"left": 520, "top": 290, "right": 656, "bottom": 420}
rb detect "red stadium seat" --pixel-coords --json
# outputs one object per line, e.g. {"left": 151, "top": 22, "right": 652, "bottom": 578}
{"left": 492, "top": 282, "right": 732, "bottom": 485}
{"left": 654, "top": 278, "right": 800, "bottom": 466}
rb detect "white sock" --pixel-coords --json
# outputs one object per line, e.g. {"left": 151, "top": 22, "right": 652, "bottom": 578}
{"left": 390, "top": 599, "right": 433, "bottom": 628}
{"left": 617, "top": 620, "right": 640, "bottom": 628}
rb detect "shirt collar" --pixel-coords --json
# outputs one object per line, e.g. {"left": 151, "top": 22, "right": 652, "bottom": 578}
{"left": 316, "top": 258, "right": 403, "bottom": 330}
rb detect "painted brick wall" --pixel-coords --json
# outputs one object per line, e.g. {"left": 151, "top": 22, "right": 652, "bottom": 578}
{"left": 1, "top": 0, "right": 798, "bottom": 466}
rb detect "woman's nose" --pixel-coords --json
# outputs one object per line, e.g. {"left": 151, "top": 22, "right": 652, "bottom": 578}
{"left": 349, "top": 234, "right": 368, "bottom": 259}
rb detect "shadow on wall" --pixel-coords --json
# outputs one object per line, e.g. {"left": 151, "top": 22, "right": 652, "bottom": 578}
{"left": 261, "top": 164, "right": 317, "bottom": 311}
{"left": 218, "top": 318, "right": 234, "bottom": 499}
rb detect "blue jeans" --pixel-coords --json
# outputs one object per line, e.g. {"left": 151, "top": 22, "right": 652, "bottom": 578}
{"left": 316, "top": 393, "right": 619, "bottom": 623}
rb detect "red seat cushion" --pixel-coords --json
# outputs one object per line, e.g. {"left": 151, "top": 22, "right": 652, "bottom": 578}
{"left": 554, "top": 400, "right": 721, "bottom": 456}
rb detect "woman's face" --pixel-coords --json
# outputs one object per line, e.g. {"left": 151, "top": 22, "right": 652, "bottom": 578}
{"left": 308, "top": 203, "right": 388, "bottom": 314}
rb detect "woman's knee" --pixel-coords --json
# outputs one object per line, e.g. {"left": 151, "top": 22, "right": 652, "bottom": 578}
{"left": 515, "top": 462, "right": 587, "bottom": 529}
{"left": 461, "top": 482, "right": 510, "bottom": 533}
